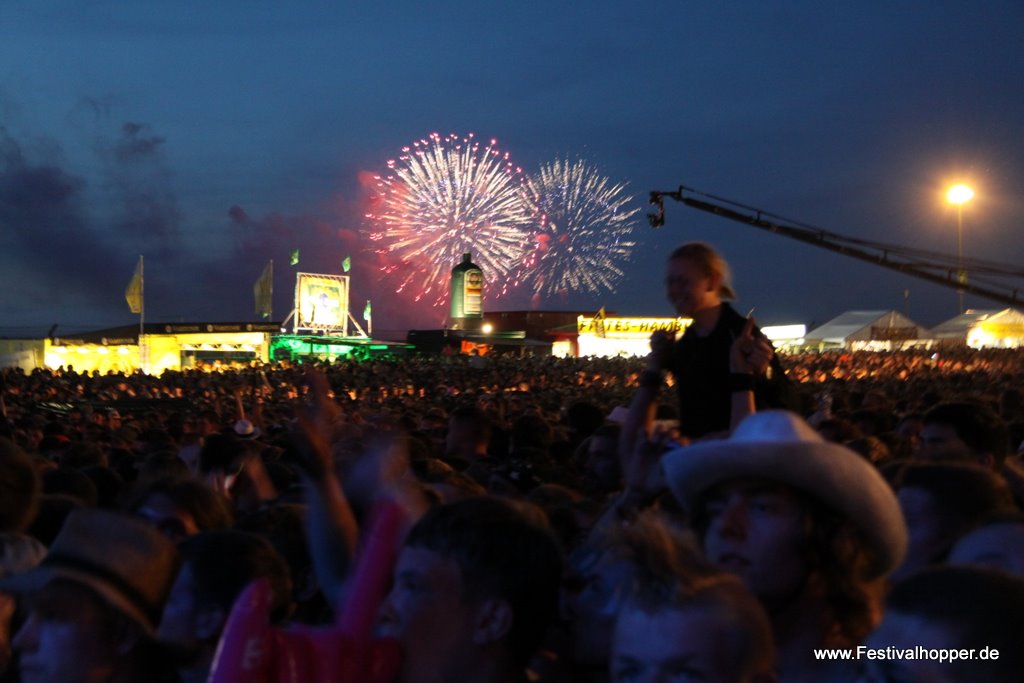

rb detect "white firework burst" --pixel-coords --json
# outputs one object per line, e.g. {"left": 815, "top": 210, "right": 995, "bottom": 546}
{"left": 366, "top": 132, "right": 533, "bottom": 306}
{"left": 522, "top": 158, "right": 639, "bottom": 299}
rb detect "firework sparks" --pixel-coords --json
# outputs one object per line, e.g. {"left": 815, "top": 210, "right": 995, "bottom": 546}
{"left": 366, "top": 132, "right": 533, "bottom": 306}
{"left": 522, "top": 158, "right": 640, "bottom": 299}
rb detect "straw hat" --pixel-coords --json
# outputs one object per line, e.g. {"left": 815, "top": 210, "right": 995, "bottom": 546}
{"left": 662, "top": 410, "right": 907, "bottom": 578}
{"left": 0, "top": 509, "right": 178, "bottom": 635}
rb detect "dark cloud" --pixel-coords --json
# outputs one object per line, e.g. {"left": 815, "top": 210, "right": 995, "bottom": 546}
{"left": 0, "top": 126, "right": 123, "bottom": 309}
{"left": 228, "top": 204, "right": 249, "bottom": 225}
{"left": 0, "top": 113, "right": 188, "bottom": 325}
{"left": 114, "top": 121, "right": 165, "bottom": 163}
{"left": 94, "top": 120, "right": 181, "bottom": 249}
{"left": 74, "top": 95, "right": 117, "bottom": 122}
{"left": 0, "top": 132, "right": 83, "bottom": 215}
{"left": 1, "top": 130, "right": 75, "bottom": 223}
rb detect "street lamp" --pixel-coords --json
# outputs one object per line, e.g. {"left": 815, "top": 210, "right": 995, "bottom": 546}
{"left": 946, "top": 184, "right": 974, "bottom": 314}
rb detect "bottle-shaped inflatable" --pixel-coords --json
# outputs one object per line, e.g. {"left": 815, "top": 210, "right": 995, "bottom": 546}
{"left": 450, "top": 252, "right": 483, "bottom": 319}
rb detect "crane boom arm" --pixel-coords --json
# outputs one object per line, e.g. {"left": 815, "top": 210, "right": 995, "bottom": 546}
{"left": 648, "top": 185, "right": 1024, "bottom": 307}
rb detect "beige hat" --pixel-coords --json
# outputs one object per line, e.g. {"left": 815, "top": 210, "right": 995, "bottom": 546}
{"left": 0, "top": 509, "right": 178, "bottom": 635}
{"left": 662, "top": 410, "right": 907, "bottom": 579}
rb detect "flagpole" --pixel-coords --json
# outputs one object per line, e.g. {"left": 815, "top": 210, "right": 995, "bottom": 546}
{"left": 139, "top": 255, "right": 145, "bottom": 374}
{"left": 269, "top": 259, "right": 274, "bottom": 320}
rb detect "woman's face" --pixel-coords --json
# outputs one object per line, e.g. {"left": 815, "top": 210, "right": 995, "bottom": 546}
{"left": 665, "top": 257, "right": 721, "bottom": 318}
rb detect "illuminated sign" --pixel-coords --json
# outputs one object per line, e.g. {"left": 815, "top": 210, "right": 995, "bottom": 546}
{"left": 100, "top": 338, "right": 135, "bottom": 346}
{"left": 577, "top": 316, "right": 690, "bottom": 336}
{"left": 870, "top": 326, "right": 918, "bottom": 341}
{"left": 464, "top": 269, "right": 483, "bottom": 316}
{"left": 296, "top": 273, "right": 349, "bottom": 330}
{"left": 760, "top": 324, "right": 806, "bottom": 342}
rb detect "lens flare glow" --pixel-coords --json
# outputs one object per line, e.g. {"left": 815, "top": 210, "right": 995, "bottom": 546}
{"left": 946, "top": 184, "right": 974, "bottom": 205}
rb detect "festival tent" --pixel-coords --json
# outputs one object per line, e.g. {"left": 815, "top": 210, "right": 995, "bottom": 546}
{"left": 805, "top": 310, "right": 930, "bottom": 350}
{"left": 42, "top": 322, "right": 279, "bottom": 375}
{"left": 930, "top": 308, "right": 1024, "bottom": 348}
{"left": 0, "top": 339, "right": 45, "bottom": 371}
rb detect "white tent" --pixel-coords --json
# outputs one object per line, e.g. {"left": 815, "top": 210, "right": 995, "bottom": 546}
{"left": 805, "top": 310, "right": 930, "bottom": 350}
{"left": 0, "top": 339, "right": 44, "bottom": 371}
{"left": 931, "top": 308, "right": 1024, "bottom": 348}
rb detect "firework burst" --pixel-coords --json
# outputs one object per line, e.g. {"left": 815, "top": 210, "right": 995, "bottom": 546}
{"left": 366, "top": 132, "right": 533, "bottom": 306}
{"left": 522, "top": 158, "right": 640, "bottom": 300}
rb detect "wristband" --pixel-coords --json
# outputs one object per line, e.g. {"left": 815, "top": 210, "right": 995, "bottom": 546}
{"left": 728, "top": 372, "right": 755, "bottom": 393}
{"left": 638, "top": 369, "right": 664, "bottom": 390}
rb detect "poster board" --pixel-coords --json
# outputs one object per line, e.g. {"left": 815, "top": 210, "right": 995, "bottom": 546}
{"left": 295, "top": 273, "right": 350, "bottom": 334}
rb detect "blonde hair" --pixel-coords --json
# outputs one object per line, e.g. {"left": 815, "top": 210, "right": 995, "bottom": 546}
{"left": 669, "top": 242, "right": 737, "bottom": 300}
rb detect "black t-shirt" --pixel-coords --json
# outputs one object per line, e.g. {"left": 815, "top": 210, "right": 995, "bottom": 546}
{"left": 671, "top": 303, "right": 794, "bottom": 438}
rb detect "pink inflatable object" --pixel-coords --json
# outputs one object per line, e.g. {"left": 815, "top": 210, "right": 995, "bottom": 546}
{"left": 208, "top": 501, "right": 406, "bottom": 683}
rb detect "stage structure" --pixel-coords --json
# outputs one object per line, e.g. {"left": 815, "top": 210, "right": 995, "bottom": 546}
{"left": 283, "top": 272, "right": 368, "bottom": 337}
{"left": 268, "top": 271, "right": 411, "bottom": 363}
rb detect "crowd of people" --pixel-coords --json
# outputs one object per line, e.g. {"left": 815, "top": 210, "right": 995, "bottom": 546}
{"left": 2, "top": 243, "right": 1024, "bottom": 682}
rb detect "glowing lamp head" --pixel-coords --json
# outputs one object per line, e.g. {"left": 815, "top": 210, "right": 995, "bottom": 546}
{"left": 481, "top": 323, "right": 494, "bottom": 334}
{"left": 947, "top": 184, "right": 974, "bottom": 205}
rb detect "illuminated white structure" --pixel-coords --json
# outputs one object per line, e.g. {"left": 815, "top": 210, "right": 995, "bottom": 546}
{"left": 931, "top": 309, "right": 1024, "bottom": 348}
{"left": 806, "top": 311, "right": 930, "bottom": 351}
{"left": 572, "top": 315, "right": 690, "bottom": 358}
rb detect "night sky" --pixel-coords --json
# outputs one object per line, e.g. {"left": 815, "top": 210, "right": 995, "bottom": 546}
{"left": 2, "top": 2, "right": 1022, "bottom": 338}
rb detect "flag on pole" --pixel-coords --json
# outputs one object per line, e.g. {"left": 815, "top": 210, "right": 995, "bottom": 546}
{"left": 125, "top": 256, "right": 143, "bottom": 314}
{"left": 290, "top": 249, "right": 300, "bottom": 266}
{"left": 342, "top": 256, "right": 351, "bottom": 273}
{"left": 593, "top": 306, "right": 606, "bottom": 338}
{"left": 254, "top": 260, "right": 273, "bottom": 319}
{"left": 363, "top": 300, "right": 372, "bottom": 321}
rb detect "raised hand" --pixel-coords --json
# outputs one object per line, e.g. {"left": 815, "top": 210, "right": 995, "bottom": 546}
{"left": 730, "top": 317, "right": 773, "bottom": 375}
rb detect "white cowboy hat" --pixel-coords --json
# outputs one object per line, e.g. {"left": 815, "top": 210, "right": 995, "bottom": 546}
{"left": 233, "top": 418, "right": 261, "bottom": 440}
{"left": 662, "top": 410, "right": 907, "bottom": 579}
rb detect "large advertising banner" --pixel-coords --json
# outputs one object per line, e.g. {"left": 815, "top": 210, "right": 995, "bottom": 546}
{"left": 296, "top": 273, "right": 349, "bottom": 331}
